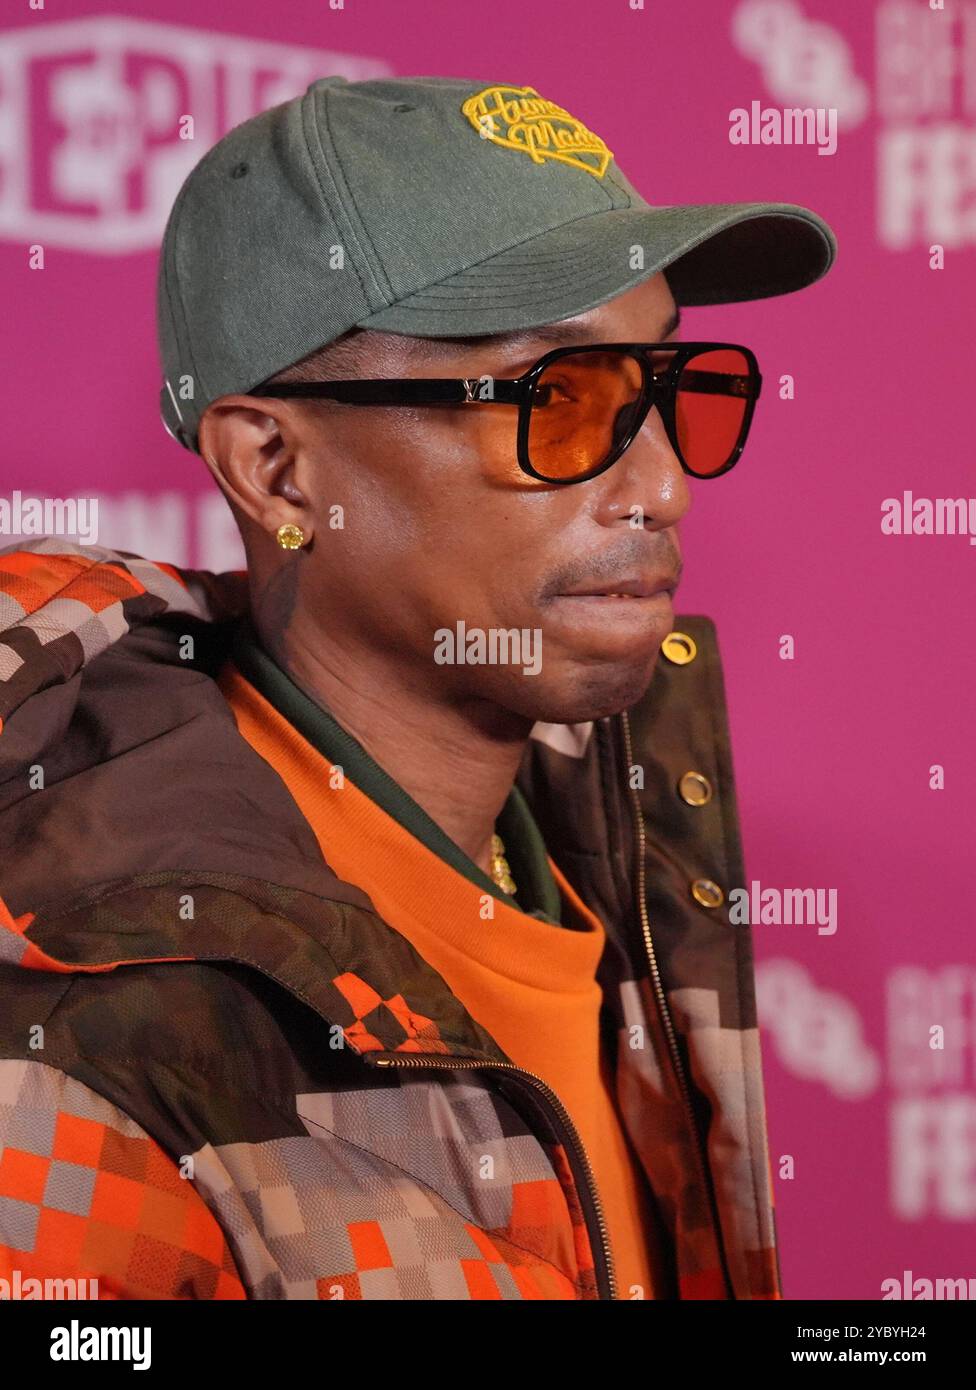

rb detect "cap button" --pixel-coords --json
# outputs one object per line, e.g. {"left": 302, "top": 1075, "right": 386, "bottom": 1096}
{"left": 661, "top": 631, "right": 697, "bottom": 665}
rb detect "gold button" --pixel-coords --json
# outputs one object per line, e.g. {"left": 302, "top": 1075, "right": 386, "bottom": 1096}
{"left": 661, "top": 631, "right": 697, "bottom": 665}
{"left": 691, "top": 878, "right": 724, "bottom": 908}
{"left": 678, "top": 771, "right": 713, "bottom": 806}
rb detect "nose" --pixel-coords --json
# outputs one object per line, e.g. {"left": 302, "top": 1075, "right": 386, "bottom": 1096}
{"left": 593, "top": 404, "right": 692, "bottom": 531}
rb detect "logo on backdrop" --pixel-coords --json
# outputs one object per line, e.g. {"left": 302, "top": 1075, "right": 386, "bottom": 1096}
{"left": 758, "top": 959, "right": 976, "bottom": 1222}
{"left": 731, "top": 0, "right": 870, "bottom": 128}
{"left": 0, "top": 17, "right": 390, "bottom": 253}
{"left": 732, "top": 0, "right": 976, "bottom": 250}
{"left": 756, "top": 959, "right": 881, "bottom": 1100}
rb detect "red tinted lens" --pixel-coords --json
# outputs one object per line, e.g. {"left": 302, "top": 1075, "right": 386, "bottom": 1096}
{"left": 527, "top": 350, "right": 645, "bottom": 480}
{"left": 675, "top": 348, "right": 753, "bottom": 476}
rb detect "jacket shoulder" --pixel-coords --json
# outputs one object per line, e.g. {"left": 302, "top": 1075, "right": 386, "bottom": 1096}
{"left": 0, "top": 1056, "right": 246, "bottom": 1299}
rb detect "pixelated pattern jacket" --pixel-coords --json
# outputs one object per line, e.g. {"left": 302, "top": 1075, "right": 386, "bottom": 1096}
{"left": 0, "top": 539, "right": 781, "bottom": 1300}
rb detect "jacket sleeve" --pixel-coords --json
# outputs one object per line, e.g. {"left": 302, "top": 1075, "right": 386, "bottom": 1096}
{"left": 0, "top": 1058, "right": 246, "bottom": 1300}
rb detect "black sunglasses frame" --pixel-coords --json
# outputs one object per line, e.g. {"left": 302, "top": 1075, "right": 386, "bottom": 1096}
{"left": 250, "top": 340, "right": 762, "bottom": 485}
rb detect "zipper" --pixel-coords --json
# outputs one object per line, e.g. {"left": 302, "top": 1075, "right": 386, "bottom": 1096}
{"left": 365, "top": 1051, "right": 617, "bottom": 1301}
{"left": 619, "top": 706, "right": 734, "bottom": 1298}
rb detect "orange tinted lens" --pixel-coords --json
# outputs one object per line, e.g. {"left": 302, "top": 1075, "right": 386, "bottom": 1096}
{"left": 528, "top": 351, "right": 644, "bottom": 479}
{"left": 675, "top": 348, "right": 752, "bottom": 475}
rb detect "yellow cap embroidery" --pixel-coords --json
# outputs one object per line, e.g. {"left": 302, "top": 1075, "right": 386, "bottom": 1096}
{"left": 461, "top": 84, "right": 613, "bottom": 178}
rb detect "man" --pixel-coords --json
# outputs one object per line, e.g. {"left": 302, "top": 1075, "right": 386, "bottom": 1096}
{"left": 0, "top": 76, "right": 835, "bottom": 1300}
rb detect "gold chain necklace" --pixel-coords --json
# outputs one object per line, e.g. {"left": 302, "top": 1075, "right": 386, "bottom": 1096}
{"left": 489, "top": 832, "right": 517, "bottom": 896}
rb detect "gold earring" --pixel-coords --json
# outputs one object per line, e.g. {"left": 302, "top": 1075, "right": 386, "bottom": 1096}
{"left": 276, "top": 523, "right": 306, "bottom": 550}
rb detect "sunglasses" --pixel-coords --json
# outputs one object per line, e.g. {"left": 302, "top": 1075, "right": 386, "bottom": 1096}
{"left": 250, "top": 340, "right": 762, "bottom": 486}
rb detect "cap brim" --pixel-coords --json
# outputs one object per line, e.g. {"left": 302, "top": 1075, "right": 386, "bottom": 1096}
{"left": 354, "top": 202, "right": 836, "bottom": 338}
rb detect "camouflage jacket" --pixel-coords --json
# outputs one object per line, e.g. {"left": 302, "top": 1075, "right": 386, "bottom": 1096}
{"left": 0, "top": 538, "right": 780, "bottom": 1300}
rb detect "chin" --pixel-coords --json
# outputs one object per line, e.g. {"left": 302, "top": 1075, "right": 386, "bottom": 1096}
{"left": 500, "top": 657, "right": 659, "bottom": 726}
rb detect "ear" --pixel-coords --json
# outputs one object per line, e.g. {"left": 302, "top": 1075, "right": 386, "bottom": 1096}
{"left": 197, "top": 396, "right": 313, "bottom": 543}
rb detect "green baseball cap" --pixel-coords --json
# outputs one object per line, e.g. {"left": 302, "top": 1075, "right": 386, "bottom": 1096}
{"left": 158, "top": 74, "right": 837, "bottom": 453}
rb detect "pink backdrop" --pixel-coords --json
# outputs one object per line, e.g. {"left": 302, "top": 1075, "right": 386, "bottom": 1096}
{"left": 3, "top": 0, "right": 973, "bottom": 1300}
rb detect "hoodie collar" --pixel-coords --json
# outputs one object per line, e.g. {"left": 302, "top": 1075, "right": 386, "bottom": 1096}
{"left": 228, "top": 615, "right": 564, "bottom": 923}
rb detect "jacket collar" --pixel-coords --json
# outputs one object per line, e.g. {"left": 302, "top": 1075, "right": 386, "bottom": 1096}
{"left": 0, "top": 541, "right": 701, "bottom": 1071}
{"left": 0, "top": 541, "right": 629, "bottom": 1063}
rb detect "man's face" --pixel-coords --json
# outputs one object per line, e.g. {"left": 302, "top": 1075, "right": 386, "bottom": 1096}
{"left": 261, "top": 272, "right": 690, "bottom": 725}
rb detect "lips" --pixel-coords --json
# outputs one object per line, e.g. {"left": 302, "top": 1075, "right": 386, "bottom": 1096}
{"left": 557, "top": 575, "right": 677, "bottom": 599}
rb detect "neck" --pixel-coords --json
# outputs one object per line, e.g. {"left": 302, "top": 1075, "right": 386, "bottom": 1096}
{"left": 254, "top": 608, "right": 533, "bottom": 879}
